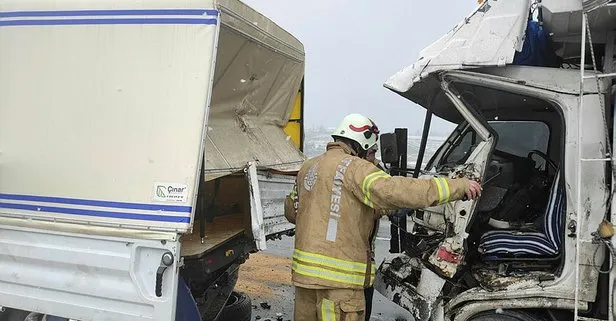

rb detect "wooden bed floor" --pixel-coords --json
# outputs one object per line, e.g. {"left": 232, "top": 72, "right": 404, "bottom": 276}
{"left": 181, "top": 213, "right": 244, "bottom": 257}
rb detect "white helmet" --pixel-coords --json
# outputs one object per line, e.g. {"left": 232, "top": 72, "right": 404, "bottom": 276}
{"left": 331, "top": 113, "right": 380, "bottom": 151}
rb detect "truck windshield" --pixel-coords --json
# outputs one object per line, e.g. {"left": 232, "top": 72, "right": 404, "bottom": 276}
{"left": 435, "top": 120, "right": 550, "bottom": 168}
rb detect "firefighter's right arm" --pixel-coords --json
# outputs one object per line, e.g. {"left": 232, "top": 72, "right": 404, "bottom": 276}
{"left": 347, "top": 160, "right": 474, "bottom": 210}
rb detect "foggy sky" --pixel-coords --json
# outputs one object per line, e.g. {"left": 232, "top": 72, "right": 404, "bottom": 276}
{"left": 242, "top": 0, "right": 479, "bottom": 136}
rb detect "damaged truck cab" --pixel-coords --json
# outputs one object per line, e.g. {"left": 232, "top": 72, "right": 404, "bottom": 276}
{"left": 375, "top": 0, "right": 616, "bottom": 320}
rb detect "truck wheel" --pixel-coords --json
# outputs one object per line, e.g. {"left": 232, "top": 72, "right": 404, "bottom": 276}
{"left": 216, "top": 291, "right": 252, "bottom": 321}
{"left": 469, "top": 310, "right": 544, "bottom": 321}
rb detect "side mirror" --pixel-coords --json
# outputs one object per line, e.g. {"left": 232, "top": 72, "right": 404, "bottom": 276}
{"left": 379, "top": 133, "right": 399, "bottom": 164}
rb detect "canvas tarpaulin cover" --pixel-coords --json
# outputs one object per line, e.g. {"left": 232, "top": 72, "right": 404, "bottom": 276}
{"left": 205, "top": 0, "right": 306, "bottom": 181}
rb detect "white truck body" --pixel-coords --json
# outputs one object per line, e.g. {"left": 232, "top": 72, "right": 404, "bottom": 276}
{"left": 0, "top": 3, "right": 217, "bottom": 234}
{"left": 0, "top": 1, "right": 304, "bottom": 320}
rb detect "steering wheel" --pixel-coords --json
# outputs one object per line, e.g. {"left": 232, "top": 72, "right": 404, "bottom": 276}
{"left": 527, "top": 150, "right": 557, "bottom": 171}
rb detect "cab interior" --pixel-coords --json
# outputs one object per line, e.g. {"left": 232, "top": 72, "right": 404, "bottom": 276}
{"left": 400, "top": 82, "right": 568, "bottom": 299}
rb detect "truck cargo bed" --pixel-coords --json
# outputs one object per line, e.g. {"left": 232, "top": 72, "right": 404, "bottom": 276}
{"left": 181, "top": 214, "right": 245, "bottom": 258}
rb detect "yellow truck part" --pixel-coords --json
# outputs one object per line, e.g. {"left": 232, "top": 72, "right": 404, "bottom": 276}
{"left": 283, "top": 79, "right": 304, "bottom": 152}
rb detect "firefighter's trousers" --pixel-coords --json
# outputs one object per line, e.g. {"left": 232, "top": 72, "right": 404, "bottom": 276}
{"left": 294, "top": 286, "right": 365, "bottom": 321}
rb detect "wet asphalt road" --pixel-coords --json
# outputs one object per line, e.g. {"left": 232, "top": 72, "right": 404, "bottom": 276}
{"left": 247, "top": 217, "right": 413, "bottom": 321}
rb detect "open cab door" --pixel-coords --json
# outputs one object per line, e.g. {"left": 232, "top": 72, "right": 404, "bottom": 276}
{"left": 420, "top": 81, "right": 496, "bottom": 279}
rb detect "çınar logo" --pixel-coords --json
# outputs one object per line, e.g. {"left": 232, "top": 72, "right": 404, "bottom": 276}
{"left": 153, "top": 183, "right": 188, "bottom": 203}
{"left": 156, "top": 185, "right": 186, "bottom": 197}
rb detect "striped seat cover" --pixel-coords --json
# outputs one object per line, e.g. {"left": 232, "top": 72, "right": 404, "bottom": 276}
{"left": 479, "top": 170, "right": 564, "bottom": 258}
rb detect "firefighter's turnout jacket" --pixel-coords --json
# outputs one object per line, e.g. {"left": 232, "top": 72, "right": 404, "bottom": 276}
{"left": 284, "top": 142, "right": 470, "bottom": 290}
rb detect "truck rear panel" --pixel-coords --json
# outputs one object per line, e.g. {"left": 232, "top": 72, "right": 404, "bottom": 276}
{"left": 0, "top": 224, "right": 181, "bottom": 321}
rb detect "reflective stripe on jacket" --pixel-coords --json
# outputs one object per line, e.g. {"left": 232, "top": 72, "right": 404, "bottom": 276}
{"left": 284, "top": 142, "right": 469, "bottom": 289}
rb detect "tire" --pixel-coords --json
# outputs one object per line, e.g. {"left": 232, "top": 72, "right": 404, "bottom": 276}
{"left": 216, "top": 291, "right": 252, "bottom": 321}
{"left": 469, "top": 310, "right": 544, "bottom": 321}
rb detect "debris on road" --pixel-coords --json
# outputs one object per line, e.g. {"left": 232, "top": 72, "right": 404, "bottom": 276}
{"left": 235, "top": 252, "right": 292, "bottom": 298}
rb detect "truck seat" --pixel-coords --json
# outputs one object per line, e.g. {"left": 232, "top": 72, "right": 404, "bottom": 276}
{"left": 478, "top": 170, "right": 564, "bottom": 258}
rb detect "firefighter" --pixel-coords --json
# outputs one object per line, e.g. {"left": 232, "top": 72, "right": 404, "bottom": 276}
{"left": 284, "top": 113, "right": 481, "bottom": 321}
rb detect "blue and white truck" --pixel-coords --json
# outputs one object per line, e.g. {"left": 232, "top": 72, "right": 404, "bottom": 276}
{"left": 0, "top": 1, "right": 305, "bottom": 320}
